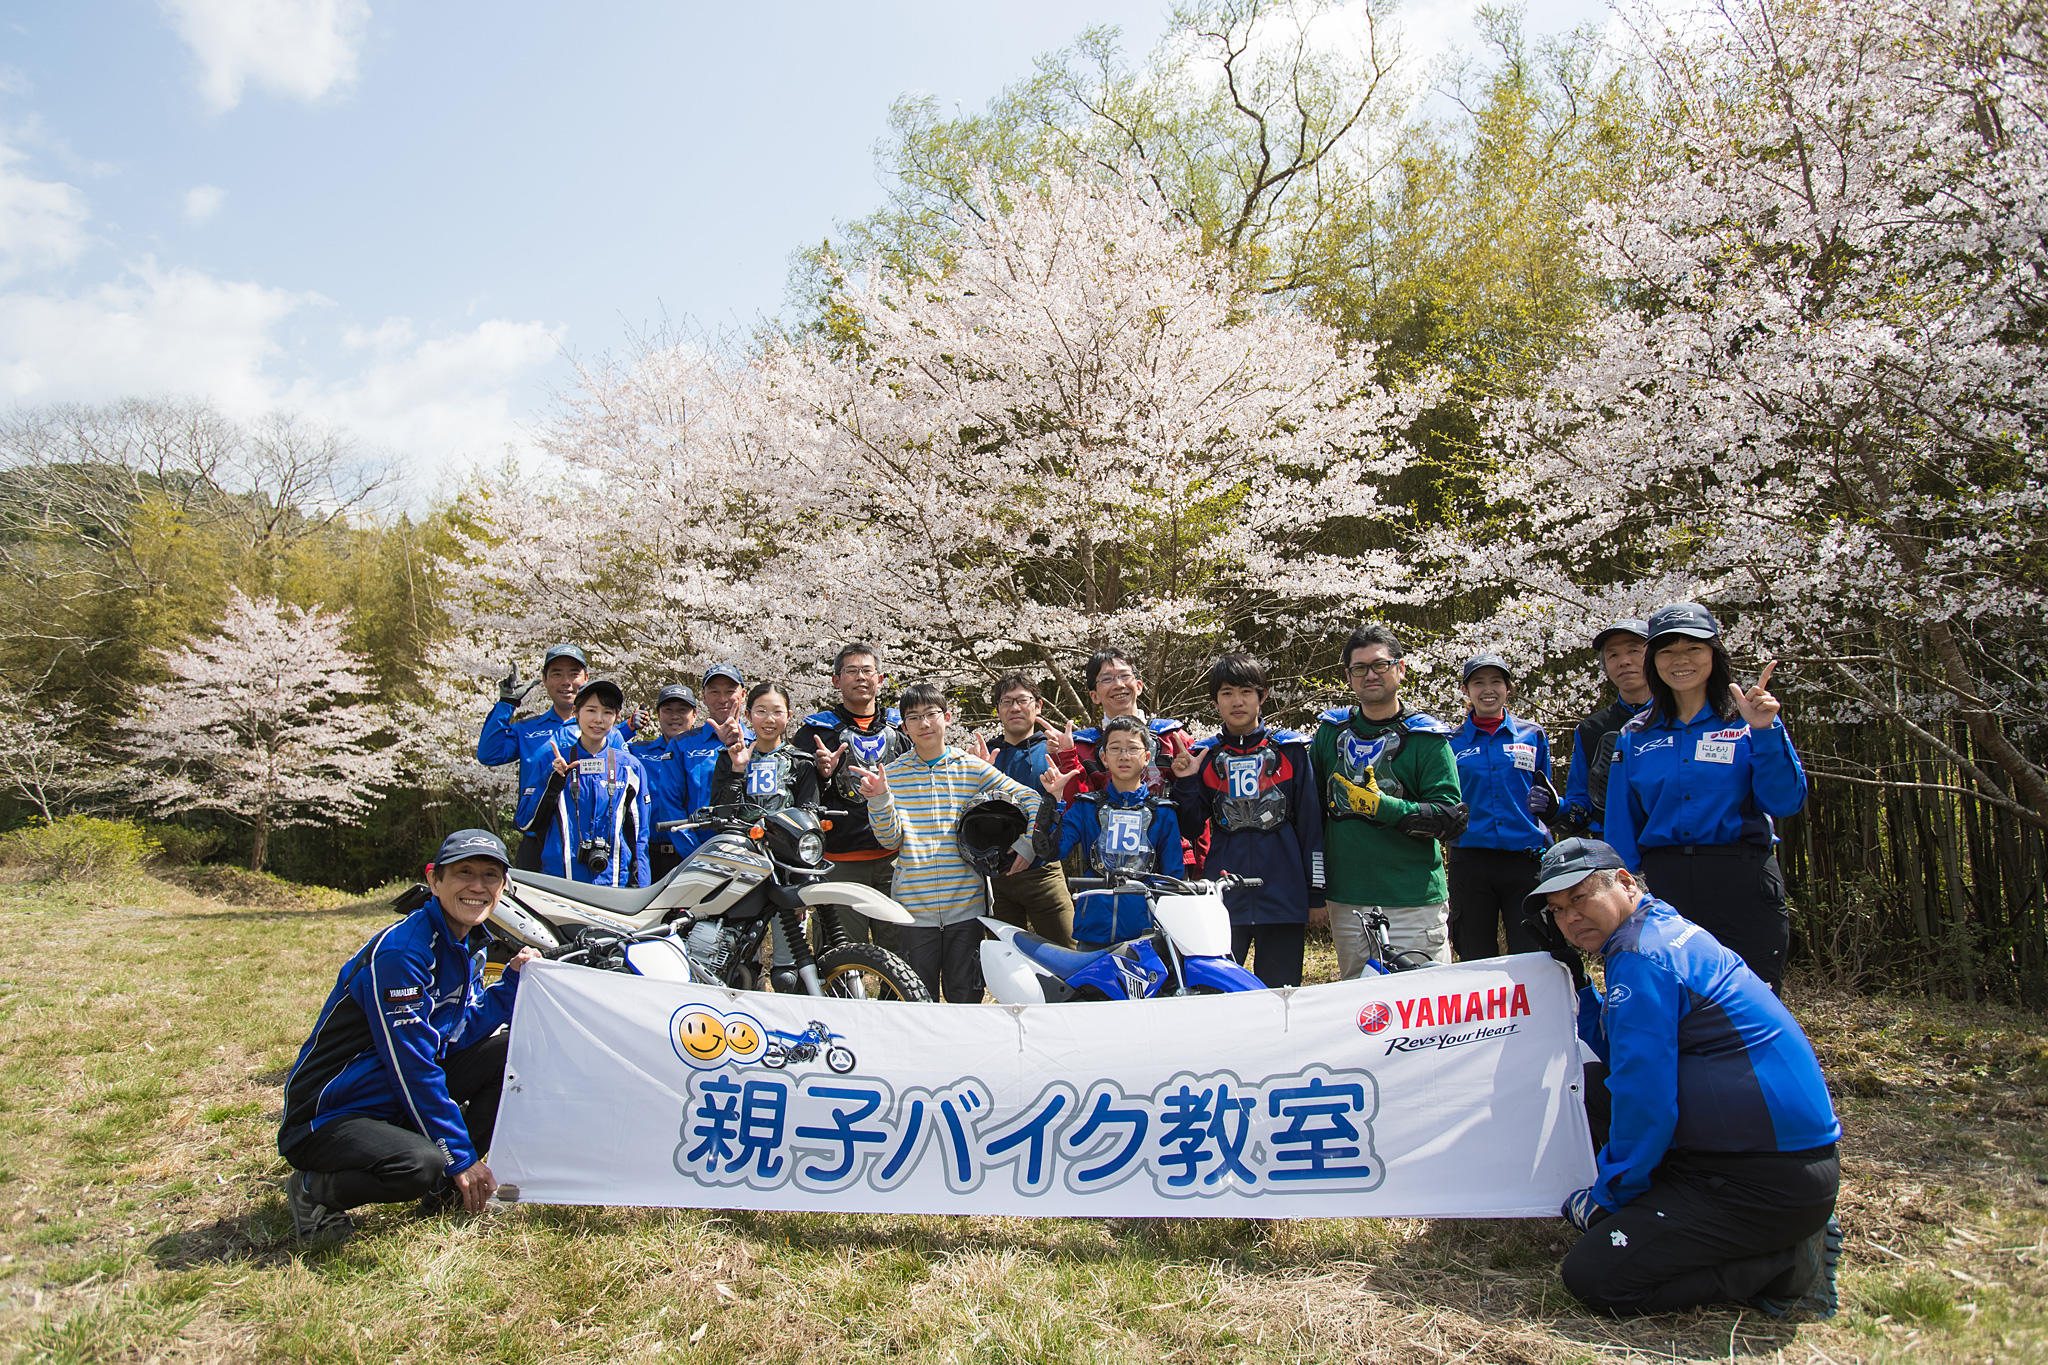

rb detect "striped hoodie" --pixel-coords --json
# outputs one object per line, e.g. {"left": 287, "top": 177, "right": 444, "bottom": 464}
{"left": 869, "top": 746, "right": 1041, "bottom": 925}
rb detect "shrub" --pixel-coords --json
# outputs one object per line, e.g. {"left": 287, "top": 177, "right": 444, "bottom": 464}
{"left": 139, "top": 822, "right": 228, "bottom": 867}
{"left": 0, "top": 816, "right": 162, "bottom": 881}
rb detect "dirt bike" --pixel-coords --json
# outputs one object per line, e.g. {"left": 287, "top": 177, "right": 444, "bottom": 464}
{"left": 761, "top": 1019, "right": 856, "bottom": 1073}
{"left": 978, "top": 870, "right": 1269, "bottom": 1002}
{"left": 475, "top": 802, "right": 931, "bottom": 1002}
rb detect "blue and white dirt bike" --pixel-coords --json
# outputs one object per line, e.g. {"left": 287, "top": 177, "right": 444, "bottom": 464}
{"left": 977, "top": 870, "right": 1267, "bottom": 1003}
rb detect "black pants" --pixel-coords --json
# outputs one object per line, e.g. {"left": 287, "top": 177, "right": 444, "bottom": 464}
{"left": 1640, "top": 845, "right": 1789, "bottom": 990}
{"left": 649, "top": 842, "right": 683, "bottom": 882}
{"left": 1231, "top": 922, "right": 1306, "bottom": 988}
{"left": 514, "top": 832, "right": 544, "bottom": 872}
{"left": 896, "top": 921, "right": 984, "bottom": 1003}
{"left": 282, "top": 1032, "right": 509, "bottom": 1211}
{"left": 1447, "top": 847, "right": 1546, "bottom": 960}
{"left": 1562, "top": 1145, "right": 1839, "bottom": 1315}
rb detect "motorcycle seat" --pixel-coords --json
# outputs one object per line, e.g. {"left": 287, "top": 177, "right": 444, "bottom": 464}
{"left": 1014, "top": 934, "right": 1116, "bottom": 978}
{"left": 510, "top": 864, "right": 678, "bottom": 917}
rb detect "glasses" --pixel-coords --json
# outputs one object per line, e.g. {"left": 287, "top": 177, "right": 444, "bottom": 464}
{"left": 997, "top": 695, "right": 1036, "bottom": 708}
{"left": 1346, "top": 658, "right": 1403, "bottom": 678}
{"left": 1094, "top": 670, "right": 1139, "bottom": 686}
{"left": 901, "top": 709, "right": 946, "bottom": 725}
{"left": 837, "top": 665, "right": 881, "bottom": 679}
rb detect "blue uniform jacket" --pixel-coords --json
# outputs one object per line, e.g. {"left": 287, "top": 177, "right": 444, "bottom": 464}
{"left": 476, "top": 704, "right": 628, "bottom": 832}
{"left": 1047, "top": 785, "right": 1185, "bottom": 944}
{"left": 1603, "top": 707, "right": 1808, "bottom": 869}
{"left": 537, "top": 742, "right": 652, "bottom": 886}
{"left": 277, "top": 898, "right": 520, "bottom": 1174}
{"left": 989, "top": 730, "right": 1054, "bottom": 792}
{"left": 1170, "top": 726, "right": 1324, "bottom": 925}
{"left": 1449, "top": 712, "right": 1553, "bottom": 854}
{"left": 632, "top": 721, "right": 729, "bottom": 856}
{"left": 1561, "top": 697, "right": 1650, "bottom": 835}
{"left": 1579, "top": 894, "right": 1840, "bottom": 1211}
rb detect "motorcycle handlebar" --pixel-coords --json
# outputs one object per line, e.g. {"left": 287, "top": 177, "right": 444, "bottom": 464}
{"left": 1068, "top": 871, "right": 1263, "bottom": 894}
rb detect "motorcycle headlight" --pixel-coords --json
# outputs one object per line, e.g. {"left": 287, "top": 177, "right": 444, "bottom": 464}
{"left": 796, "top": 830, "right": 825, "bottom": 866}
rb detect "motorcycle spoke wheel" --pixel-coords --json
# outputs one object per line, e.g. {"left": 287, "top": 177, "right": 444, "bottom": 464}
{"left": 816, "top": 944, "right": 932, "bottom": 1003}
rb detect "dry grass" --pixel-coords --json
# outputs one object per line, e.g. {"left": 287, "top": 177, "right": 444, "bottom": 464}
{"left": 1, "top": 870, "right": 2043, "bottom": 1363}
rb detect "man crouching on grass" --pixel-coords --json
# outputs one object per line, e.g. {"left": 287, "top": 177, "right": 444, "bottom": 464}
{"left": 276, "top": 830, "right": 537, "bottom": 1243}
{"left": 1532, "top": 838, "right": 1843, "bottom": 1318}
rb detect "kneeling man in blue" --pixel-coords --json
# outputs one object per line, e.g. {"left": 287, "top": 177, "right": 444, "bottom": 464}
{"left": 1533, "top": 838, "right": 1842, "bottom": 1317}
{"left": 276, "top": 830, "right": 537, "bottom": 1242}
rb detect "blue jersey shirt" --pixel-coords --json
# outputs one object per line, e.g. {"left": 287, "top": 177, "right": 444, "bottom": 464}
{"left": 1561, "top": 697, "right": 1650, "bottom": 835}
{"left": 278, "top": 898, "right": 521, "bottom": 1174}
{"left": 1579, "top": 894, "right": 1840, "bottom": 1210}
{"left": 537, "top": 742, "right": 652, "bottom": 886}
{"left": 476, "top": 703, "right": 628, "bottom": 832}
{"left": 1603, "top": 707, "right": 1808, "bottom": 869}
{"left": 1171, "top": 726, "right": 1324, "bottom": 925}
{"left": 1047, "top": 785, "right": 1185, "bottom": 944}
{"left": 1449, "top": 712, "right": 1553, "bottom": 854}
{"left": 632, "top": 721, "right": 732, "bottom": 856}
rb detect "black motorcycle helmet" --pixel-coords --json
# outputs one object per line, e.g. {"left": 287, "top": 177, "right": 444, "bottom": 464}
{"left": 954, "top": 796, "right": 1030, "bottom": 878}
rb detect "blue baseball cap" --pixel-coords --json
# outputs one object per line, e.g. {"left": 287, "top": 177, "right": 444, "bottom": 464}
{"left": 1591, "top": 619, "right": 1649, "bottom": 652}
{"left": 656, "top": 683, "right": 699, "bottom": 709}
{"left": 541, "top": 643, "right": 589, "bottom": 671}
{"left": 433, "top": 829, "right": 510, "bottom": 869}
{"left": 1523, "top": 837, "right": 1629, "bottom": 918}
{"left": 702, "top": 662, "right": 744, "bottom": 687}
{"left": 1460, "top": 653, "right": 1513, "bottom": 685}
{"left": 574, "top": 679, "right": 625, "bottom": 711}
{"left": 1645, "top": 602, "right": 1720, "bottom": 648}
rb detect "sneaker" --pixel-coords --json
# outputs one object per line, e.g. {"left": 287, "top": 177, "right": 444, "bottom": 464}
{"left": 286, "top": 1170, "right": 355, "bottom": 1244}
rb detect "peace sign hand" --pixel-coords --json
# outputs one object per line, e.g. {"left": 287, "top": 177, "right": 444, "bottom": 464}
{"left": 1040, "top": 765, "right": 1081, "bottom": 799}
{"left": 1731, "top": 661, "right": 1782, "bottom": 730}
{"left": 1167, "top": 731, "right": 1200, "bottom": 779}
{"left": 1039, "top": 715, "right": 1078, "bottom": 756}
{"left": 726, "top": 740, "right": 753, "bottom": 771}
{"left": 857, "top": 764, "right": 890, "bottom": 802}
{"left": 966, "top": 731, "right": 993, "bottom": 764}
{"left": 813, "top": 737, "right": 848, "bottom": 779}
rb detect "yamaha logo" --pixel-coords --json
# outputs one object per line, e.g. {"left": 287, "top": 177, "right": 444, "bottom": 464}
{"left": 1357, "top": 1001, "right": 1392, "bottom": 1035}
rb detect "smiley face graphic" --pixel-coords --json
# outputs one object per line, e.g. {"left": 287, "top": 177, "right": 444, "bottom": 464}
{"left": 721, "top": 1014, "right": 765, "bottom": 1063}
{"left": 672, "top": 1005, "right": 729, "bottom": 1066}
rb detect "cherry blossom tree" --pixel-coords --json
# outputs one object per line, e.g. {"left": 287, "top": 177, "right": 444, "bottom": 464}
{"left": 124, "top": 590, "right": 399, "bottom": 871}
{"left": 434, "top": 170, "right": 1442, "bottom": 719}
{"left": 1416, "top": 0, "right": 2048, "bottom": 829}
{"left": 0, "top": 690, "right": 126, "bottom": 822}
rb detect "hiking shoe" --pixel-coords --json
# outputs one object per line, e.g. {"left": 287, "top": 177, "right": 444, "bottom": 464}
{"left": 1749, "top": 1215, "right": 1841, "bottom": 1319}
{"left": 286, "top": 1170, "right": 354, "bottom": 1244}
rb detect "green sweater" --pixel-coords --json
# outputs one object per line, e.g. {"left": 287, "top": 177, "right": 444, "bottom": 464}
{"left": 1309, "top": 705, "right": 1463, "bottom": 907}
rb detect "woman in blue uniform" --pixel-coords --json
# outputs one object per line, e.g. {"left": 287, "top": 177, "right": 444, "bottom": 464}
{"left": 1445, "top": 653, "right": 1553, "bottom": 960}
{"left": 1603, "top": 603, "right": 1807, "bottom": 989}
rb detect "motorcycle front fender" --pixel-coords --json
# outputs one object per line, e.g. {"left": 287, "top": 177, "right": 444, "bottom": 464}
{"left": 1180, "top": 954, "right": 1266, "bottom": 994}
{"left": 979, "top": 937, "right": 1049, "bottom": 1005}
{"left": 797, "top": 880, "right": 915, "bottom": 925}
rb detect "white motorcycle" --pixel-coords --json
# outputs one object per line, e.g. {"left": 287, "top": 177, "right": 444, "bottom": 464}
{"left": 484, "top": 803, "right": 929, "bottom": 1002}
{"left": 978, "top": 870, "right": 1267, "bottom": 1003}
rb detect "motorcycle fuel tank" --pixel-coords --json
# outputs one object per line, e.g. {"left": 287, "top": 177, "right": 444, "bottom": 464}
{"left": 663, "top": 834, "right": 773, "bottom": 919}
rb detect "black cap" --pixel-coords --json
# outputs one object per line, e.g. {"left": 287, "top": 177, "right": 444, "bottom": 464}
{"left": 1591, "top": 618, "right": 1649, "bottom": 652}
{"left": 701, "top": 662, "right": 744, "bottom": 687}
{"left": 1522, "top": 837, "right": 1629, "bottom": 919}
{"left": 433, "top": 828, "right": 510, "bottom": 869}
{"left": 574, "top": 678, "right": 625, "bottom": 711}
{"left": 1460, "top": 653, "right": 1513, "bottom": 685}
{"left": 1645, "top": 602, "right": 1720, "bottom": 649}
{"left": 541, "top": 643, "right": 589, "bottom": 671}
{"left": 656, "top": 683, "right": 699, "bottom": 709}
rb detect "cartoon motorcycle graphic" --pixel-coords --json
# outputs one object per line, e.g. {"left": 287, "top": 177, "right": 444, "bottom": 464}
{"left": 762, "top": 1020, "right": 856, "bottom": 1074}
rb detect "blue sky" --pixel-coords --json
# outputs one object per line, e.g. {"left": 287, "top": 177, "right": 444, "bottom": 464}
{"left": 0, "top": 0, "right": 1611, "bottom": 496}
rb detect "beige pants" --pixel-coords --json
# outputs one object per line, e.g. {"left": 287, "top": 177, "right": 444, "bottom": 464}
{"left": 1326, "top": 899, "right": 1452, "bottom": 978}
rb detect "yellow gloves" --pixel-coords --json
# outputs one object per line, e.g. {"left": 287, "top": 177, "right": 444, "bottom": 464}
{"left": 1329, "top": 768, "right": 1382, "bottom": 820}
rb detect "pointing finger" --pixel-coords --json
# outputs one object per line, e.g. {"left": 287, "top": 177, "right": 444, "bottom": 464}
{"left": 1756, "top": 660, "right": 1778, "bottom": 692}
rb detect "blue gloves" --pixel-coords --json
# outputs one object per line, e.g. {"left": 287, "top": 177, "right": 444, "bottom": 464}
{"left": 1562, "top": 1186, "right": 1608, "bottom": 1231}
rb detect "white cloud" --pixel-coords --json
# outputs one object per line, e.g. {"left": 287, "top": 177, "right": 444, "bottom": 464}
{"left": 0, "top": 134, "right": 90, "bottom": 283}
{"left": 182, "top": 183, "right": 226, "bottom": 224}
{"left": 0, "top": 260, "right": 562, "bottom": 492}
{"left": 159, "top": 0, "right": 372, "bottom": 113}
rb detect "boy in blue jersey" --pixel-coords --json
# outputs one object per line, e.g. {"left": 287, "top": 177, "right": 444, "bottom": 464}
{"left": 278, "top": 830, "right": 537, "bottom": 1242}
{"left": 632, "top": 682, "right": 707, "bottom": 881}
{"left": 1530, "top": 839, "right": 1842, "bottom": 1318}
{"left": 1036, "top": 715, "right": 1186, "bottom": 948}
{"left": 475, "top": 644, "right": 627, "bottom": 870}
{"left": 1043, "top": 649, "right": 1205, "bottom": 870}
{"left": 535, "top": 679, "right": 652, "bottom": 887}
{"left": 1170, "top": 654, "right": 1323, "bottom": 986}
{"left": 1445, "top": 654, "right": 1554, "bottom": 960}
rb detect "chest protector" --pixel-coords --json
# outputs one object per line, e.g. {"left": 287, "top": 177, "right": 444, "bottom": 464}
{"left": 809, "top": 710, "right": 908, "bottom": 803}
{"left": 1208, "top": 740, "right": 1293, "bottom": 833}
{"left": 1090, "top": 796, "right": 1160, "bottom": 875}
{"left": 743, "top": 749, "right": 794, "bottom": 809}
{"left": 1330, "top": 720, "right": 1407, "bottom": 797}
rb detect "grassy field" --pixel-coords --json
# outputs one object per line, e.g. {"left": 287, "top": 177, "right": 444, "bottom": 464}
{"left": 0, "top": 869, "right": 2044, "bottom": 1364}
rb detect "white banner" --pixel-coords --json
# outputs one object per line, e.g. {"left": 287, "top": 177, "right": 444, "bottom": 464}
{"left": 492, "top": 954, "right": 1596, "bottom": 1218}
